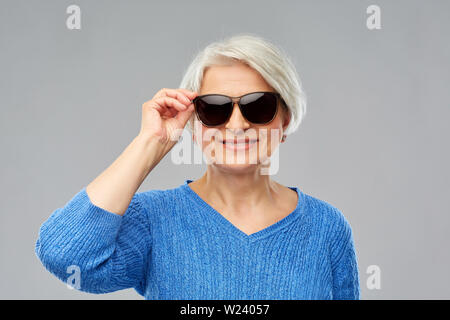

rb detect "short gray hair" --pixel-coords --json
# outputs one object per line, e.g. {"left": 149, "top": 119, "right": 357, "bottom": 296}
{"left": 179, "top": 33, "right": 307, "bottom": 136}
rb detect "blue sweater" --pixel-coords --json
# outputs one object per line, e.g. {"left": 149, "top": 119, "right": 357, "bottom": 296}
{"left": 35, "top": 179, "right": 360, "bottom": 299}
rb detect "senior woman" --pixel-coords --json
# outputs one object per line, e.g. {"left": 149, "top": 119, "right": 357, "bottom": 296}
{"left": 35, "top": 34, "right": 360, "bottom": 299}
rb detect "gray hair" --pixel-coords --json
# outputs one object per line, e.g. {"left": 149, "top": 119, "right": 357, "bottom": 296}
{"left": 179, "top": 33, "right": 307, "bottom": 136}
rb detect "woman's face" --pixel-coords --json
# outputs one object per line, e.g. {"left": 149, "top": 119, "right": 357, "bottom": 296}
{"left": 193, "top": 61, "right": 290, "bottom": 174}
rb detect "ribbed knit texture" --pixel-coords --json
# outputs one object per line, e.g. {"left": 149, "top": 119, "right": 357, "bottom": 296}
{"left": 35, "top": 179, "right": 360, "bottom": 300}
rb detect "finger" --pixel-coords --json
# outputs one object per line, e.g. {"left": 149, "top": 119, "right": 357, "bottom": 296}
{"left": 154, "top": 97, "right": 188, "bottom": 112}
{"left": 155, "top": 88, "right": 193, "bottom": 107}
{"left": 160, "top": 103, "right": 178, "bottom": 118}
{"left": 144, "top": 98, "right": 179, "bottom": 118}
{"left": 154, "top": 88, "right": 178, "bottom": 100}
{"left": 154, "top": 88, "right": 198, "bottom": 105}
{"left": 175, "top": 103, "right": 195, "bottom": 125}
{"left": 161, "top": 107, "right": 178, "bottom": 119}
{"left": 177, "top": 88, "right": 198, "bottom": 100}
{"left": 153, "top": 88, "right": 169, "bottom": 99}
{"left": 163, "top": 89, "right": 192, "bottom": 106}
{"left": 143, "top": 99, "right": 169, "bottom": 115}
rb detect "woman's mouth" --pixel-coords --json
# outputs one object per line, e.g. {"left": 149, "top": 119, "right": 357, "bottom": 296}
{"left": 219, "top": 139, "right": 258, "bottom": 150}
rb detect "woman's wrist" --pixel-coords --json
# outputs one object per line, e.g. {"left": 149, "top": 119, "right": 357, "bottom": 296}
{"left": 133, "top": 133, "right": 172, "bottom": 174}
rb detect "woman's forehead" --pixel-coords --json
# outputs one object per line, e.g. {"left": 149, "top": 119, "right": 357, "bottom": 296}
{"left": 200, "top": 62, "right": 273, "bottom": 95}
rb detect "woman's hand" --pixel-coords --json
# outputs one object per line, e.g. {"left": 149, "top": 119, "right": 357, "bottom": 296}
{"left": 139, "top": 88, "right": 198, "bottom": 145}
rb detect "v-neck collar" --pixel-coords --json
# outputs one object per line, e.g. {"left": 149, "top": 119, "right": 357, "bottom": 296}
{"left": 182, "top": 179, "right": 307, "bottom": 243}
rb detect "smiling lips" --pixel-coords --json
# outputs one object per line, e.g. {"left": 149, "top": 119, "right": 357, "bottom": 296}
{"left": 220, "top": 138, "right": 258, "bottom": 144}
{"left": 219, "top": 138, "right": 258, "bottom": 150}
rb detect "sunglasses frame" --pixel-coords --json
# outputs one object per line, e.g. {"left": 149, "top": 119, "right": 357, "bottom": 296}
{"left": 191, "top": 91, "right": 286, "bottom": 127}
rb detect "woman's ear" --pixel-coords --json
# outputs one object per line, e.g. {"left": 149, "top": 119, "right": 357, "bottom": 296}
{"left": 282, "top": 108, "right": 291, "bottom": 132}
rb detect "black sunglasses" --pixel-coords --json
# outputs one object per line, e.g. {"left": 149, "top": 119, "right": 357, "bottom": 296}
{"left": 192, "top": 91, "right": 285, "bottom": 127}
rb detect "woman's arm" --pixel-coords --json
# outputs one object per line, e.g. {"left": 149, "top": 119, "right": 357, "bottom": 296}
{"left": 85, "top": 134, "right": 170, "bottom": 216}
{"left": 34, "top": 135, "right": 168, "bottom": 293}
{"left": 85, "top": 87, "right": 197, "bottom": 216}
{"left": 331, "top": 231, "right": 360, "bottom": 299}
{"left": 329, "top": 210, "right": 360, "bottom": 300}
{"left": 35, "top": 88, "right": 197, "bottom": 294}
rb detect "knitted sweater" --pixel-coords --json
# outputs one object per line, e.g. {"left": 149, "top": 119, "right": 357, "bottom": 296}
{"left": 35, "top": 179, "right": 360, "bottom": 299}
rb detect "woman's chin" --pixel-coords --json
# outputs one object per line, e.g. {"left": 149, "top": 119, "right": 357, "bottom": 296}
{"left": 213, "top": 161, "right": 260, "bottom": 173}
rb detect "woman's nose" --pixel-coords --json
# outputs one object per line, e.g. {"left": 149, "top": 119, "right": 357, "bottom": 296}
{"left": 225, "top": 102, "right": 250, "bottom": 130}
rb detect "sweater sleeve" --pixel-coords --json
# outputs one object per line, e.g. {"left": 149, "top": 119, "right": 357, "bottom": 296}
{"left": 35, "top": 187, "right": 152, "bottom": 294}
{"left": 329, "top": 210, "right": 360, "bottom": 300}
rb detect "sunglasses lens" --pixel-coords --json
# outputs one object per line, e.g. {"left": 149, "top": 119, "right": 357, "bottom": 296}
{"left": 195, "top": 95, "right": 232, "bottom": 126}
{"left": 194, "top": 92, "right": 279, "bottom": 126}
{"left": 240, "top": 92, "right": 278, "bottom": 124}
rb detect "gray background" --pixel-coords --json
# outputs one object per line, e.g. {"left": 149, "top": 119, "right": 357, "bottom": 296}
{"left": 1, "top": 0, "right": 449, "bottom": 299}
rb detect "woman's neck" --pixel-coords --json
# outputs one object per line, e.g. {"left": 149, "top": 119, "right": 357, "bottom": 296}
{"left": 194, "top": 168, "right": 283, "bottom": 215}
